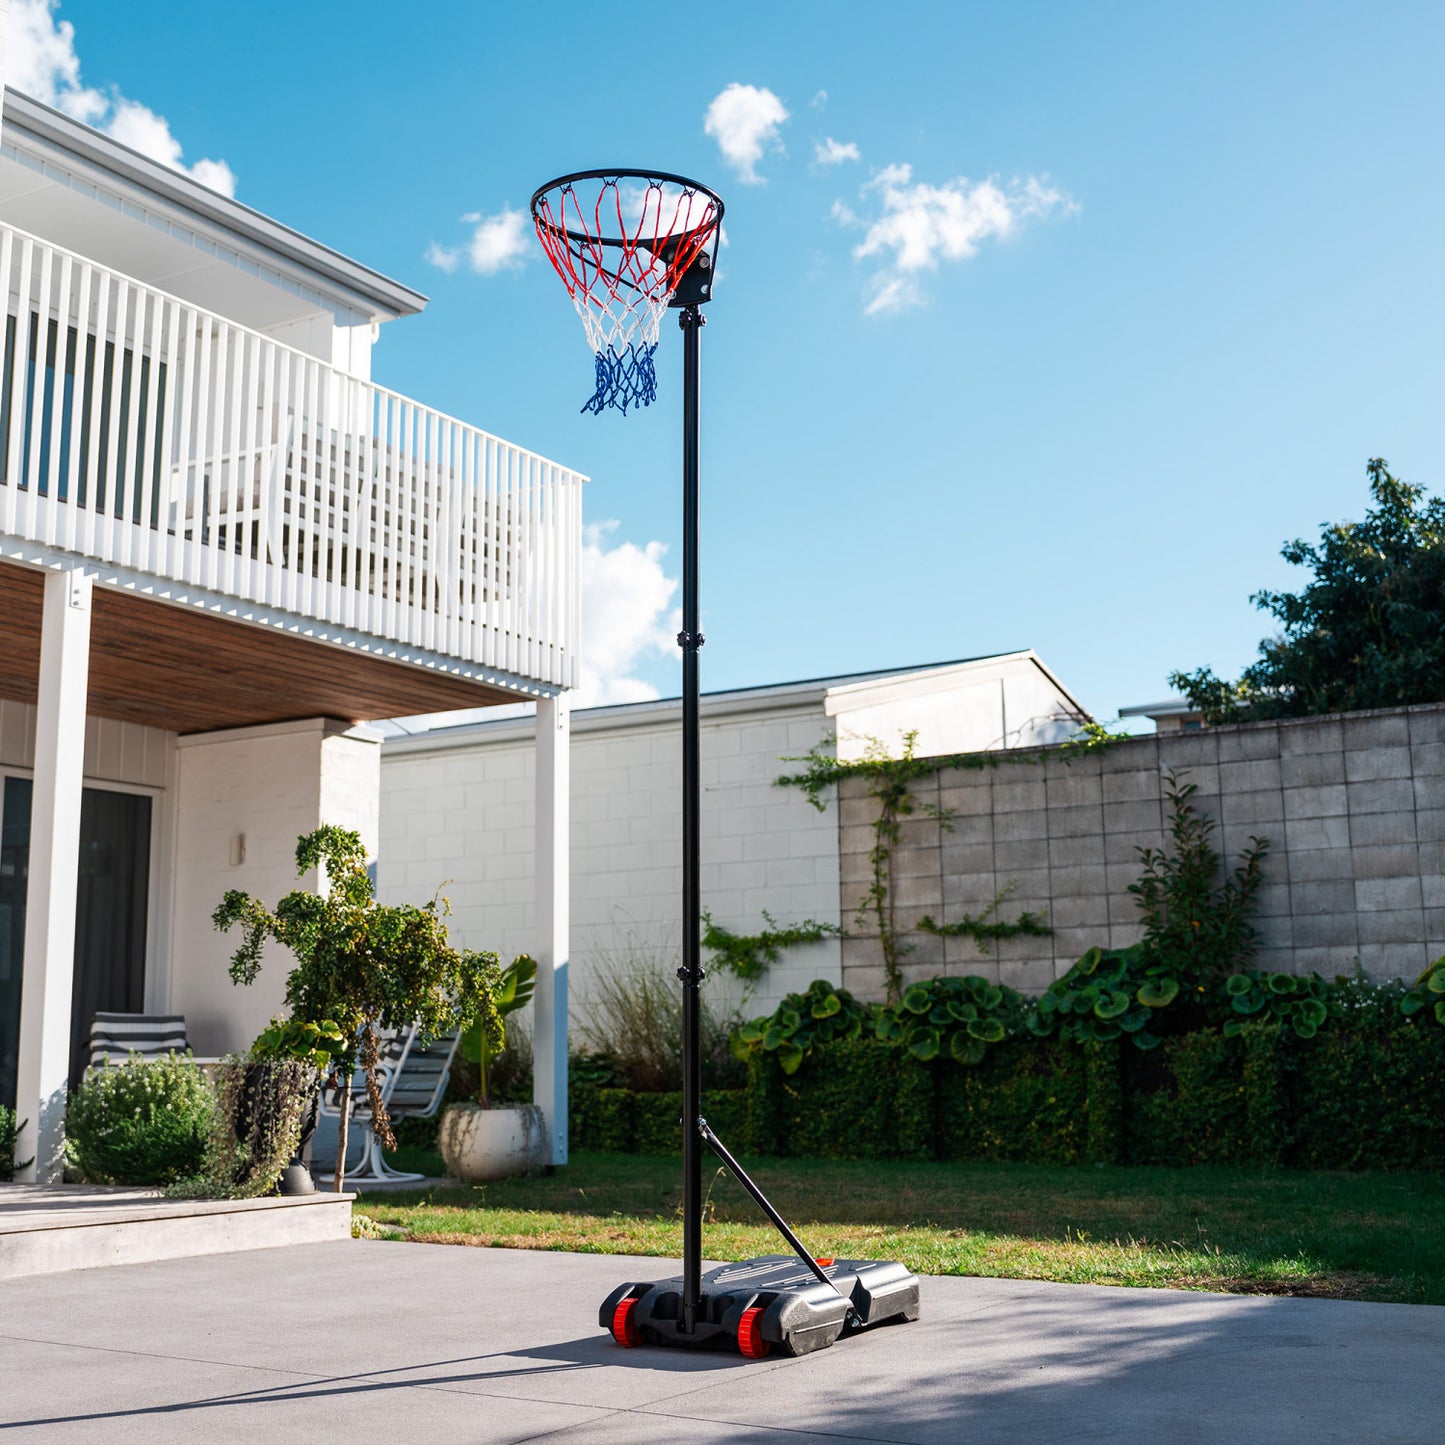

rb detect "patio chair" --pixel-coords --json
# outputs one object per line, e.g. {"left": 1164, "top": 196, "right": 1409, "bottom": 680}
{"left": 88, "top": 1012, "right": 190, "bottom": 1069}
{"left": 317, "top": 1025, "right": 460, "bottom": 1185}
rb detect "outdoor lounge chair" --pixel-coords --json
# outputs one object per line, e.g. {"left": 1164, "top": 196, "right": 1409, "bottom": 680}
{"left": 88, "top": 1012, "right": 190, "bottom": 1069}
{"left": 317, "top": 1025, "right": 461, "bottom": 1185}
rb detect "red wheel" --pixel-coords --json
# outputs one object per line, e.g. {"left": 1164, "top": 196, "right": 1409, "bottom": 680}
{"left": 611, "top": 1296, "right": 641, "bottom": 1347}
{"left": 737, "top": 1305, "right": 771, "bottom": 1359}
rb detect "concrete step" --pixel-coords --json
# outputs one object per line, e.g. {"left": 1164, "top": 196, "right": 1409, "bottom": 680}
{"left": 0, "top": 1184, "right": 355, "bottom": 1280}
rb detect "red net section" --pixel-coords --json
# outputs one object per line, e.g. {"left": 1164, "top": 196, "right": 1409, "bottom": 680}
{"left": 533, "top": 175, "right": 721, "bottom": 414}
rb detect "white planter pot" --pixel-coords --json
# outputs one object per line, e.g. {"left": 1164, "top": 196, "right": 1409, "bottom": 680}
{"left": 438, "top": 1103, "right": 548, "bottom": 1182}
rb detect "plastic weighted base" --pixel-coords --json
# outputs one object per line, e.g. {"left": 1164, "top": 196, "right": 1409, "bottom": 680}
{"left": 600, "top": 1255, "right": 920, "bottom": 1359}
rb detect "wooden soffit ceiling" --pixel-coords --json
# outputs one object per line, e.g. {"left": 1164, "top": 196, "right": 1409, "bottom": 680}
{"left": 0, "top": 560, "right": 522, "bottom": 734}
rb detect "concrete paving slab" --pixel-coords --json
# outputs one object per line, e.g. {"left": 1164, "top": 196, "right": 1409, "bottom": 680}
{"left": 0, "top": 1184, "right": 353, "bottom": 1279}
{"left": 0, "top": 1239, "right": 1440, "bottom": 1443}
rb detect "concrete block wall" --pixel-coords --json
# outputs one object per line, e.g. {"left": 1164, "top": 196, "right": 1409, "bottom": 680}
{"left": 837, "top": 702, "right": 1445, "bottom": 1001}
{"left": 379, "top": 704, "right": 843, "bottom": 1023}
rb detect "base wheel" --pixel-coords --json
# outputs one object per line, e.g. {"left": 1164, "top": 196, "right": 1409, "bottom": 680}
{"left": 611, "top": 1296, "right": 641, "bottom": 1347}
{"left": 737, "top": 1305, "right": 771, "bottom": 1359}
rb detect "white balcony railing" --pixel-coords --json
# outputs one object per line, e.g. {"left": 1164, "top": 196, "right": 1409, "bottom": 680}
{"left": 0, "top": 222, "right": 582, "bottom": 690}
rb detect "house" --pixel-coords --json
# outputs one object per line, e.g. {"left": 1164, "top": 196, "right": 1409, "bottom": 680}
{"left": 0, "top": 89, "right": 582, "bottom": 1180}
{"left": 378, "top": 652, "right": 1088, "bottom": 1020}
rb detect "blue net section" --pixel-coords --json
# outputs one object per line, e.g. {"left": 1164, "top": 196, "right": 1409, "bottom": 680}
{"left": 583, "top": 342, "right": 658, "bottom": 415}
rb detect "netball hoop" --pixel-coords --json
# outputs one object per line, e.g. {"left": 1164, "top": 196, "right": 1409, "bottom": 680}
{"left": 530, "top": 167, "right": 919, "bottom": 1361}
{"left": 530, "top": 169, "right": 723, "bottom": 413}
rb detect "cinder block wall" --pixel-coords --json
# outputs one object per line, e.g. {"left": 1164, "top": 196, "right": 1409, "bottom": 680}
{"left": 837, "top": 703, "right": 1445, "bottom": 1001}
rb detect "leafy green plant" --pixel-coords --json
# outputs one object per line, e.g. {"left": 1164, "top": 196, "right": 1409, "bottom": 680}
{"left": 460, "top": 953, "right": 536, "bottom": 1106}
{"left": 1029, "top": 945, "right": 1176, "bottom": 1050}
{"left": 1130, "top": 773, "right": 1268, "bottom": 987}
{"left": 0, "top": 1104, "right": 31, "bottom": 1181}
{"left": 875, "top": 975, "right": 1028, "bottom": 1064}
{"left": 66, "top": 1056, "right": 215, "bottom": 1185}
{"left": 701, "top": 911, "right": 840, "bottom": 983}
{"left": 249, "top": 1016, "right": 345, "bottom": 1070}
{"left": 1218, "top": 970, "right": 1339, "bottom": 1039}
{"left": 213, "top": 824, "right": 503, "bottom": 1191}
{"left": 1401, "top": 955, "right": 1445, "bottom": 1025}
{"left": 732, "top": 981, "right": 870, "bottom": 1075}
{"left": 174, "top": 1057, "right": 316, "bottom": 1199}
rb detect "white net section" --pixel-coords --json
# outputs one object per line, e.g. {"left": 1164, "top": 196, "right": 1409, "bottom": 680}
{"left": 533, "top": 174, "right": 721, "bottom": 414}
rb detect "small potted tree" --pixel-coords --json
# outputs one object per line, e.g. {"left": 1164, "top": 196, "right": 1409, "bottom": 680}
{"left": 438, "top": 954, "right": 547, "bottom": 1181}
{"left": 213, "top": 825, "right": 503, "bottom": 1192}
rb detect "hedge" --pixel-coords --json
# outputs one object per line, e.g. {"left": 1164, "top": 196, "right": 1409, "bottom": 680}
{"left": 567, "top": 1022, "right": 1445, "bottom": 1171}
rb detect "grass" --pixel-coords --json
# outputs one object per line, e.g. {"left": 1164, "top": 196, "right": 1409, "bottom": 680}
{"left": 359, "top": 1150, "right": 1445, "bottom": 1305}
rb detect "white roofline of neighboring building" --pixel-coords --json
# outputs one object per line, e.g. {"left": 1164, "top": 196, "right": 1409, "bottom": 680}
{"left": 2, "top": 88, "right": 428, "bottom": 322}
{"left": 382, "top": 652, "right": 1084, "bottom": 757}
{"left": 1118, "top": 697, "right": 1200, "bottom": 718}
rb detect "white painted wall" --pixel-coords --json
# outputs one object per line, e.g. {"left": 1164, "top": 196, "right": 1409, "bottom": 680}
{"left": 379, "top": 698, "right": 843, "bottom": 1024}
{"left": 828, "top": 654, "right": 1083, "bottom": 761}
{"left": 167, "top": 718, "right": 381, "bottom": 1057}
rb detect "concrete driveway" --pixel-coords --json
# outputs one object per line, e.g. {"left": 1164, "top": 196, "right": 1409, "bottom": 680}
{"left": 0, "top": 1240, "right": 1439, "bottom": 1442}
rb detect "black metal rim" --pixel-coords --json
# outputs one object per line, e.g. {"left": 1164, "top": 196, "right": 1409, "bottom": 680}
{"left": 530, "top": 168, "right": 725, "bottom": 249}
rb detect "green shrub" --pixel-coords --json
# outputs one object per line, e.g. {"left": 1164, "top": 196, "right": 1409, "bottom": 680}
{"left": 0, "top": 1104, "right": 31, "bottom": 1180}
{"left": 66, "top": 1056, "right": 215, "bottom": 1186}
{"left": 934, "top": 1039, "right": 1088, "bottom": 1164}
{"left": 1402, "top": 955, "right": 1445, "bottom": 1025}
{"left": 1029, "top": 944, "right": 1176, "bottom": 1049}
{"left": 732, "top": 981, "right": 869, "bottom": 1075}
{"left": 876, "top": 975, "right": 1027, "bottom": 1064}
{"left": 1217, "top": 969, "right": 1339, "bottom": 1038}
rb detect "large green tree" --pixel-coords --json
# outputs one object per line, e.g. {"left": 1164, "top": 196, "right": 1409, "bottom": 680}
{"left": 1172, "top": 458, "right": 1445, "bottom": 722}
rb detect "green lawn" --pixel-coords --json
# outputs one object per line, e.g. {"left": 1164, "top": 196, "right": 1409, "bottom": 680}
{"left": 356, "top": 1150, "right": 1445, "bottom": 1305}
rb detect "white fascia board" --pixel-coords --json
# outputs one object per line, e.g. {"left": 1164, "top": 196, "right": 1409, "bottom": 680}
{"left": 822, "top": 652, "right": 1091, "bottom": 724}
{"left": 383, "top": 687, "right": 832, "bottom": 759}
{"left": 2, "top": 89, "right": 427, "bottom": 323}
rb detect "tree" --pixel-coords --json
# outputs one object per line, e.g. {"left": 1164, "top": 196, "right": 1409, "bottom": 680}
{"left": 1171, "top": 458, "right": 1445, "bottom": 722}
{"left": 213, "top": 826, "right": 503, "bottom": 1191}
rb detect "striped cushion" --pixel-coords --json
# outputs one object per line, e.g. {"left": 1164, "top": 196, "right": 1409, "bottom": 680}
{"left": 89, "top": 1013, "right": 189, "bottom": 1069}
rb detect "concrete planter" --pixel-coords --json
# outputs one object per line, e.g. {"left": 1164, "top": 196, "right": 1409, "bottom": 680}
{"left": 438, "top": 1103, "right": 547, "bottom": 1182}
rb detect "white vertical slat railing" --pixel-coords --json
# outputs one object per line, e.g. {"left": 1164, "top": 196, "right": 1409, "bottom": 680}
{"left": 0, "top": 222, "right": 581, "bottom": 691}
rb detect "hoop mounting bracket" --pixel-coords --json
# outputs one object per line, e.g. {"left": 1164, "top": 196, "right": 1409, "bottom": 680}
{"left": 676, "top": 629, "right": 705, "bottom": 651}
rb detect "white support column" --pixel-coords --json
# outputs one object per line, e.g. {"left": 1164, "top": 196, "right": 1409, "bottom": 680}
{"left": 14, "top": 566, "right": 92, "bottom": 1182}
{"left": 533, "top": 693, "right": 569, "bottom": 1166}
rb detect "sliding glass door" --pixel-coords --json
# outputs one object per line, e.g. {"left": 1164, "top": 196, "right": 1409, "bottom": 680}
{"left": 0, "top": 778, "right": 152, "bottom": 1107}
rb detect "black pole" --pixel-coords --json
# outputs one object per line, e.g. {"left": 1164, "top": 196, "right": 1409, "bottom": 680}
{"left": 678, "top": 302, "right": 705, "bottom": 1334}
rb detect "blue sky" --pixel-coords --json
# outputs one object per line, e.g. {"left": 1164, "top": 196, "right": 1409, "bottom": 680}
{"left": 26, "top": 1, "right": 1445, "bottom": 724}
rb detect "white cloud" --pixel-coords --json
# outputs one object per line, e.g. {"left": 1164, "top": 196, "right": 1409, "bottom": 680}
{"left": 839, "top": 163, "right": 1077, "bottom": 315}
{"left": 7, "top": 0, "right": 236, "bottom": 195}
{"left": 379, "top": 520, "right": 680, "bottom": 732}
{"left": 426, "top": 206, "right": 531, "bottom": 276}
{"left": 815, "top": 137, "right": 860, "bottom": 167}
{"left": 704, "top": 83, "right": 790, "bottom": 184}
{"left": 573, "top": 521, "right": 679, "bottom": 707}
{"left": 810, "top": 89, "right": 829, "bottom": 109}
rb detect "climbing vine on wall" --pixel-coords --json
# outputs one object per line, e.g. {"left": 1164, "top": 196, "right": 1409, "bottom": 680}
{"left": 701, "top": 911, "right": 841, "bottom": 983}
{"left": 776, "top": 731, "right": 1075, "bottom": 1002}
{"left": 917, "top": 884, "right": 1053, "bottom": 953}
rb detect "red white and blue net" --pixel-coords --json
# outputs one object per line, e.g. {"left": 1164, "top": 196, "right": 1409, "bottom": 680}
{"left": 532, "top": 173, "right": 722, "bottom": 415}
